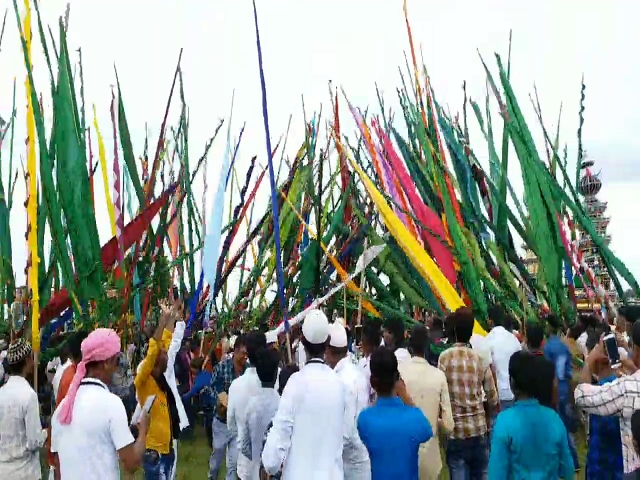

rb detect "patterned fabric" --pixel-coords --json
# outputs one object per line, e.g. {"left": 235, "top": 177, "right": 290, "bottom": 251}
{"left": 575, "top": 371, "right": 640, "bottom": 473}
{"left": 438, "top": 344, "right": 498, "bottom": 439}
{"left": 211, "top": 357, "right": 245, "bottom": 409}
{"left": 586, "top": 375, "right": 623, "bottom": 479}
{"left": 110, "top": 353, "right": 134, "bottom": 398}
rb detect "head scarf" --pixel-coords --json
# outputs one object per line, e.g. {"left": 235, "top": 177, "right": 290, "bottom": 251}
{"left": 58, "top": 328, "right": 121, "bottom": 425}
{"left": 6, "top": 338, "right": 32, "bottom": 365}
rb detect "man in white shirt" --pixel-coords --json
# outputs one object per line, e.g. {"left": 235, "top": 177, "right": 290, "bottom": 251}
{"left": 382, "top": 318, "right": 410, "bottom": 363}
{"left": 263, "top": 309, "right": 346, "bottom": 479}
{"left": 0, "top": 338, "right": 46, "bottom": 480}
{"left": 480, "top": 306, "right": 522, "bottom": 409}
{"left": 51, "top": 328, "right": 149, "bottom": 480}
{"left": 326, "top": 323, "right": 371, "bottom": 480}
{"left": 228, "top": 332, "right": 268, "bottom": 480}
{"left": 51, "top": 337, "right": 72, "bottom": 402}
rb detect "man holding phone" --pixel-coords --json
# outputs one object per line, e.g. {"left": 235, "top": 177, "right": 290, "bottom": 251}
{"left": 575, "top": 320, "right": 640, "bottom": 475}
{"left": 51, "top": 329, "right": 150, "bottom": 480}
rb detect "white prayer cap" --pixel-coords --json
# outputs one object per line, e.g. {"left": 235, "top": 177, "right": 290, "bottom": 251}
{"left": 265, "top": 330, "right": 278, "bottom": 344}
{"left": 328, "top": 323, "right": 348, "bottom": 348}
{"left": 302, "top": 309, "right": 330, "bottom": 345}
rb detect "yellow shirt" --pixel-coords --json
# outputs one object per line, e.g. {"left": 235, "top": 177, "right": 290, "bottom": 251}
{"left": 135, "top": 330, "right": 173, "bottom": 454}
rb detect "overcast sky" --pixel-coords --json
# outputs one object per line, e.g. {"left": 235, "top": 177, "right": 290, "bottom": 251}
{"left": 1, "top": 0, "right": 638, "bottom": 293}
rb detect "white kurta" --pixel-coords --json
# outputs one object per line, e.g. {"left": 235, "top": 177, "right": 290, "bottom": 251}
{"left": 334, "top": 357, "right": 371, "bottom": 480}
{"left": 0, "top": 376, "right": 46, "bottom": 480}
{"left": 262, "top": 360, "right": 346, "bottom": 479}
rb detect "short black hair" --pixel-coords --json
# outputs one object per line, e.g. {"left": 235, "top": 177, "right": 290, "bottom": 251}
{"left": 383, "top": 317, "right": 405, "bottom": 345}
{"left": 278, "top": 364, "right": 299, "bottom": 395}
{"left": 532, "top": 354, "right": 555, "bottom": 408}
{"left": 408, "top": 325, "right": 429, "bottom": 356}
{"left": 525, "top": 321, "right": 544, "bottom": 350}
{"left": 446, "top": 307, "right": 475, "bottom": 344}
{"left": 632, "top": 409, "right": 640, "bottom": 451}
{"left": 578, "top": 314, "right": 598, "bottom": 330}
{"left": 632, "top": 321, "right": 640, "bottom": 349}
{"left": 301, "top": 336, "right": 326, "bottom": 358}
{"left": 69, "top": 331, "right": 90, "bottom": 363}
{"left": 245, "top": 331, "right": 267, "bottom": 365}
{"left": 362, "top": 322, "right": 381, "bottom": 348}
{"left": 488, "top": 304, "right": 505, "bottom": 327}
{"left": 546, "top": 314, "right": 561, "bottom": 334}
{"left": 234, "top": 335, "right": 247, "bottom": 351}
{"left": 369, "top": 347, "right": 399, "bottom": 396}
{"left": 255, "top": 347, "right": 279, "bottom": 384}
{"left": 509, "top": 351, "right": 537, "bottom": 397}
{"left": 190, "top": 356, "right": 205, "bottom": 371}
{"left": 619, "top": 305, "right": 640, "bottom": 324}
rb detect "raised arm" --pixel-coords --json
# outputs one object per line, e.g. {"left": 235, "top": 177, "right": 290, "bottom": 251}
{"left": 167, "top": 320, "right": 185, "bottom": 371}
{"left": 135, "top": 314, "right": 167, "bottom": 390}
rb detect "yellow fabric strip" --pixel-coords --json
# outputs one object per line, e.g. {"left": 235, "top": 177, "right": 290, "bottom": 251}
{"left": 24, "top": 1, "right": 40, "bottom": 352}
{"left": 93, "top": 105, "right": 117, "bottom": 237}
{"left": 340, "top": 137, "right": 486, "bottom": 335}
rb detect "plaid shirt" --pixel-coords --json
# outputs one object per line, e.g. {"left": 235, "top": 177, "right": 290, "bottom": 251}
{"left": 575, "top": 371, "right": 640, "bottom": 474}
{"left": 438, "top": 344, "right": 498, "bottom": 439}
{"left": 210, "top": 357, "right": 246, "bottom": 408}
{"left": 586, "top": 375, "right": 623, "bottom": 479}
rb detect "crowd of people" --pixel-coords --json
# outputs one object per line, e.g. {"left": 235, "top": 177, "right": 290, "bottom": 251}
{"left": 2, "top": 299, "right": 640, "bottom": 479}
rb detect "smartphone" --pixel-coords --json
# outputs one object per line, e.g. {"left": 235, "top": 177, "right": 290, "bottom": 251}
{"left": 131, "top": 394, "right": 156, "bottom": 426}
{"left": 603, "top": 333, "right": 621, "bottom": 369}
{"left": 354, "top": 325, "right": 363, "bottom": 346}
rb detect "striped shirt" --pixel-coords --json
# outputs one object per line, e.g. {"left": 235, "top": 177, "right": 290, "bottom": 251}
{"left": 575, "top": 371, "right": 640, "bottom": 473}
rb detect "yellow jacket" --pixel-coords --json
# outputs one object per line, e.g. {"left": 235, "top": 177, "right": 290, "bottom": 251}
{"left": 135, "top": 330, "right": 173, "bottom": 454}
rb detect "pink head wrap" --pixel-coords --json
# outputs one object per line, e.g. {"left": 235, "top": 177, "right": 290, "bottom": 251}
{"left": 58, "top": 328, "right": 122, "bottom": 425}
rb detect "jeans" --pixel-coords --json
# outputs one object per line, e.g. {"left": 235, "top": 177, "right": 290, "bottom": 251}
{"left": 446, "top": 435, "right": 489, "bottom": 480}
{"left": 209, "top": 417, "right": 237, "bottom": 480}
{"left": 143, "top": 448, "right": 175, "bottom": 480}
{"left": 557, "top": 397, "right": 580, "bottom": 470}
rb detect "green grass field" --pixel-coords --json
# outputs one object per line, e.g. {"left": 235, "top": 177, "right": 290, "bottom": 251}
{"left": 162, "top": 425, "right": 588, "bottom": 480}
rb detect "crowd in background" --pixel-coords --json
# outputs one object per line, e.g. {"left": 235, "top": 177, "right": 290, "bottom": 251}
{"left": 1, "top": 300, "right": 640, "bottom": 479}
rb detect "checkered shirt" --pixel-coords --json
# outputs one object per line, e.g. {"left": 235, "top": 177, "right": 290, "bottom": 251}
{"left": 211, "top": 357, "right": 246, "bottom": 408}
{"left": 575, "top": 371, "right": 640, "bottom": 474}
{"left": 438, "top": 344, "right": 498, "bottom": 439}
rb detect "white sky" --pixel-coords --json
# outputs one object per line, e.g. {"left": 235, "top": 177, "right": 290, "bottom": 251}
{"left": 1, "top": 0, "right": 639, "bottom": 295}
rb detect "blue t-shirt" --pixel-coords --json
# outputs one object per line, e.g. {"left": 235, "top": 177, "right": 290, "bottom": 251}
{"left": 357, "top": 396, "right": 433, "bottom": 480}
{"left": 488, "top": 398, "right": 575, "bottom": 479}
{"left": 544, "top": 336, "right": 573, "bottom": 400}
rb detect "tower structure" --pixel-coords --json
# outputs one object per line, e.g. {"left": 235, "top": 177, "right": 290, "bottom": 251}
{"left": 575, "top": 155, "right": 618, "bottom": 310}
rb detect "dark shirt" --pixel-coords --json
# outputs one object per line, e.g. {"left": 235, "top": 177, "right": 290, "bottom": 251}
{"left": 182, "top": 370, "right": 214, "bottom": 408}
{"left": 586, "top": 375, "right": 624, "bottom": 480}
{"left": 357, "top": 396, "right": 433, "bottom": 480}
